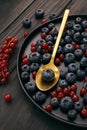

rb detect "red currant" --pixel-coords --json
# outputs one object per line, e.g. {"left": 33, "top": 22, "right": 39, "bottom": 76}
{"left": 32, "top": 71, "right": 37, "bottom": 79}
{"left": 47, "top": 45, "right": 53, "bottom": 53}
{"left": 9, "top": 42, "right": 15, "bottom": 49}
{"left": 57, "top": 92, "right": 64, "bottom": 100}
{"left": 13, "top": 38, "right": 18, "bottom": 44}
{"left": 84, "top": 77, "right": 87, "bottom": 82}
{"left": 45, "top": 104, "right": 52, "bottom": 112}
{"left": 41, "top": 19, "right": 47, "bottom": 24}
{"left": 42, "top": 43, "right": 48, "bottom": 49}
{"left": 70, "top": 84, "right": 77, "bottom": 93}
{"left": 80, "top": 88, "right": 87, "bottom": 96}
{"left": 40, "top": 33, "right": 46, "bottom": 39}
{"left": 56, "top": 87, "right": 63, "bottom": 93}
{"left": 31, "top": 46, "right": 36, "bottom": 52}
{"left": 6, "top": 36, "right": 12, "bottom": 42}
{"left": 63, "top": 87, "right": 70, "bottom": 96}
{"left": 80, "top": 108, "right": 87, "bottom": 118}
{"left": 24, "top": 31, "right": 29, "bottom": 37}
{"left": 55, "top": 58, "right": 60, "bottom": 66}
{"left": 22, "top": 58, "right": 30, "bottom": 65}
{"left": 4, "top": 94, "right": 12, "bottom": 102}
{"left": 72, "top": 95, "right": 79, "bottom": 102}
{"left": 69, "top": 91, "right": 76, "bottom": 98}
{"left": 50, "top": 91, "right": 57, "bottom": 97}
{"left": 59, "top": 54, "right": 64, "bottom": 62}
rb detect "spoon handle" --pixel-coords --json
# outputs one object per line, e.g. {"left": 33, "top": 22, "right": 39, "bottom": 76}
{"left": 51, "top": 9, "right": 70, "bottom": 62}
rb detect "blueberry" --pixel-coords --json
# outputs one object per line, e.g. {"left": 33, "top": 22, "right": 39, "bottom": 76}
{"left": 83, "top": 82, "right": 87, "bottom": 89}
{"left": 73, "top": 32, "right": 82, "bottom": 43}
{"left": 42, "top": 69, "right": 55, "bottom": 81}
{"left": 35, "top": 91, "right": 46, "bottom": 103}
{"left": 82, "top": 20, "right": 87, "bottom": 28}
{"left": 80, "top": 57, "right": 87, "bottom": 68}
{"left": 48, "top": 23, "right": 55, "bottom": 30}
{"left": 25, "top": 81, "right": 36, "bottom": 93}
{"left": 29, "top": 52, "right": 41, "bottom": 63}
{"left": 58, "top": 79, "right": 68, "bottom": 88}
{"left": 64, "top": 53, "right": 75, "bottom": 65}
{"left": 64, "top": 35, "right": 72, "bottom": 43}
{"left": 37, "top": 45, "right": 42, "bottom": 53}
{"left": 49, "top": 13, "right": 57, "bottom": 20}
{"left": 23, "top": 19, "right": 31, "bottom": 28}
{"left": 64, "top": 44, "right": 75, "bottom": 54}
{"left": 74, "top": 49, "right": 83, "bottom": 60}
{"left": 21, "top": 64, "right": 30, "bottom": 72}
{"left": 66, "top": 21, "right": 73, "bottom": 29}
{"left": 81, "top": 32, "right": 87, "bottom": 38}
{"left": 73, "top": 24, "right": 82, "bottom": 32}
{"left": 75, "top": 17, "right": 82, "bottom": 24}
{"left": 37, "top": 38, "right": 46, "bottom": 46}
{"left": 81, "top": 44, "right": 87, "bottom": 52}
{"left": 45, "top": 35, "right": 54, "bottom": 42}
{"left": 30, "top": 63, "right": 39, "bottom": 71}
{"left": 60, "top": 38, "right": 66, "bottom": 46}
{"left": 68, "top": 63, "right": 78, "bottom": 73}
{"left": 74, "top": 102, "right": 83, "bottom": 112}
{"left": 47, "top": 41, "right": 53, "bottom": 46}
{"left": 60, "top": 70, "right": 68, "bottom": 79}
{"left": 76, "top": 69, "right": 85, "bottom": 81}
{"left": 66, "top": 29, "right": 75, "bottom": 37}
{"left": 50, "top": 28, "right": 58, "bottom": 37}
{"left": 83, "top": 94, "right": 87, "bottom": 105}
{"left": 21, "top": 72, "right": 29, "bottom": 82}
{"left": 60, "top": 96, "right": 74, "bottom": 112}
{"left": 67, "top": 109, "right": 77, "bottom": 120}
{"left": 56, "top": 45, "right": 63, "bottom": 56}
{"left": 41, "top": 27, "right": 49, "bottom": 34}
{"left": 66, "top": 72, "right": 77, "bottom": 84}
{"left": 35, "top": 9, "right": 44, "bottom": 19}
{"left": 82, "top": 38, "right": 87, "bottom": 44}
{"left": 42, "top": 53, "right": 51, "bottom": 64}
{"left": 50, "top": 97, "right": 59, "bottom": 109}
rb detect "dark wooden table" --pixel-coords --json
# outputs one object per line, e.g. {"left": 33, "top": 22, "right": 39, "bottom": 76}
{"left": 0, "top": 0, "right": 87, "bottom": 130}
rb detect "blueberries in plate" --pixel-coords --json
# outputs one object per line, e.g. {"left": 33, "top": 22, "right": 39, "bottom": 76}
{"left": 81, "top": 32, "right": 87, "bottom": 38}
{"left": 30, "top": 63, "right": 39, "bottom": 71}
{"left": 50, "top": 28, "right": 58, "bottom": 37}
{"left": 49, "top": 13, "right": 58, "bottom": 20}
{"left": 82, "top": 20, "right": 87, "bottom": 28}
{"left": 64, "top": 53, "right": 75, "bottom": 65}
{"left": 25, "top": 81, "right": 36, "bottom": 93}
{"left": 58, "top": 79, "right": 68, "bottom": 88}
{"left": 60, "top": 96, "right": 74, "bottom": 112}
{"left": 35, "top": 9, "right": 44, "bottom": 19}
{"left": 64, "top": 44, "right": 75, "bottom": 54}
{"left": 37, "top": 38, "right": 46, "bottom": 45}
{"left": 60, "top": 70, "right": 68, "bottom": 79}
{"left": 68, "top": 63, "right": 78, "bottom": 73}
{"left": 83, "top": 94, "right": 87, "bottom": 105}
{"left": 83, "top": 82, "right": 87, "bottom": 89}
{"left": 66, "top": 72, "right": 77, "bottom": 84}
{"left": 65, "top": 35, "right": 72, "bottom": 43}
{"left": 73, "top": 24, "right": 82, "bottom": 32}
{"left": 21, "top": 72, "right": 29, "bottom": 82}
{"left": 75, "top": 17, "right": 82, "bottom": 24}
{"left": 50, "top": 97, "right": 59, "bottom": 109}
{"left": 82, "top": 38, "right": 87, "bottom": 44}
{"left": 66, "top": 29, "right": 75, "bottom": 37}
{"left": 23, "top": 18, "right": 31, "bottom": 28}
{"left": 80, "top": 57, "right": 87, "bottom": 68}
{"left": 48, "top": 23, "right": 55, "bottom": 30}
{"left": 67, "top": 109, "right": 77, "bottom": 120}
{"left": 45, "top": 35, "right": 54, "bottom": 42}
{"left": 76, "top": 69, "right": 85, "bottom": 81}
{"left": 66, "top": 21, "right": 73, "bottom": 29}
{"left": 29, "top": 52, "right": 41, "bottom": 63}
{"left": 73, "top": 32, "right": 82, "bottom": 43}
{"left": 21, "top": 64, "right": 30, "bottom": 72}
{"left": 35, "top": 91, "right": 46, "bottom": 103}
{"left": 42, "top": 69, "right": 55, "bottom": 81}
{"left": 41, "top": 27, "right": 49, "bottom": 34}
{"left": 80, "top": 44, "right": 87, "bottom": 52}
{"left": 42, "top": 53, "right": 51, "bottom": 64}
{"left": 74, "top": 49, "right": 83, "bottom": 60}
{"left": 74, "top": 102, "right": 83, "bottom": 112}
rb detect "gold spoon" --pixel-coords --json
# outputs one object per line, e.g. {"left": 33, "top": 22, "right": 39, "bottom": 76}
{"left": 35, "top": 9, "right": 70, "bottom": 91}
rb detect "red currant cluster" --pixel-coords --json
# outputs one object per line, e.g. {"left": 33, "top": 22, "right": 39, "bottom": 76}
{"left": 0, "top": 36, "right": 18, "bottom": 84}
{"left": 21, "top": 55, "right": 30, "bottom": 65}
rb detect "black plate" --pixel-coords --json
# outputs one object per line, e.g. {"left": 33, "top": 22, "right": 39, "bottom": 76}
{"left": 17, "top": 15, "right": 87, "bottom": 128}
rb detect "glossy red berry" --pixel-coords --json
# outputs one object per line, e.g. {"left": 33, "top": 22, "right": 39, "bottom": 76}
{"left": 9, "top": 42, "right": 15, "bottom": 49}
{"left": 56, "top": 87, "right": 63, "bottom": 93}
{"left": 50, "top": 91, "right": 57, "bottom": 97}
{"left": 31, "top": 46, "right": 36, "bottom": 52}
{"left": 1, "top": 78, "right": 6, "bottom": 84}
{"left": 57, "top": 92, "right": 64, "bottom": 100}
{"left": 84, "top": 77, "right": 87, "bottom": 82}
{"left": 45, "top": 104, "right": 52, "bottom": 112}
{"left": 55, "top": 58, "right": 60, "bottom": 66}
{"left": 42, "top": 43, "right": 48, "bottom": 49}
{"left": 72, "top": 94, "right": 79, "bottom": 102}
{"left": 41, "top": 19, "right": 47, "bottom": 24}
{"left": 80, "top": 108, "right": 87, "bottom": 118}
{"left": 32, "top": 71, "right": 37, "bottom": 79}
{"left": 63, "top": 87, "right": 70, "bottom": 96}
{"left": 22, "top": 58, "right": 29, "bottom": 65}
{"left": 80, "top": 88, "right": 87, "bottom": 96}
{"left": 13, "top": 38, "right": 18, "bottom": 44}
{"left": 69, "top": 91, "right": 76, "bottom": 98}
{"left": 59, "top": 54, "right": 64, "bottom": 62}
{"left": 31, "top": 43, "right": 37, "bottom": 48}
{"left": 75, "top": 44, "right": 80, "bottom": 49}
{"left": 70, "top": 84, "right": 77, "bottom": 93}
{"left": 4, "top": 94, "right": 12, "bottom": 102}
{"left": 72, "top": 42, "right": 77, "bottom": 48}
{"left": 24, "top": 31, "right": 29, "bottom": 37}
{"left": 6, "top": 36, "right": 12, "bottom": 42}
{"left": 47, "top": 45, "right": 53, "bottom": 53}
{"left": 41, "top": 33, "right": 46, "bottom": 39}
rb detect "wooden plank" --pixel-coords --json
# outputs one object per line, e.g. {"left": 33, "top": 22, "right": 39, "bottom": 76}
{"left": 0, "top": 0, "right": 35, "bottom": 33}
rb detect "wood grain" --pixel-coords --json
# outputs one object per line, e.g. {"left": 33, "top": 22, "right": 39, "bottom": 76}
{"left": 0, "top": 0, "right": 87, "bottom": 130}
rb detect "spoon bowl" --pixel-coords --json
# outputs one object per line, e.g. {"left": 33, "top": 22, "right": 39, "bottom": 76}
{"left": 36, "top": 9, "right": 70, "bottom": 91}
